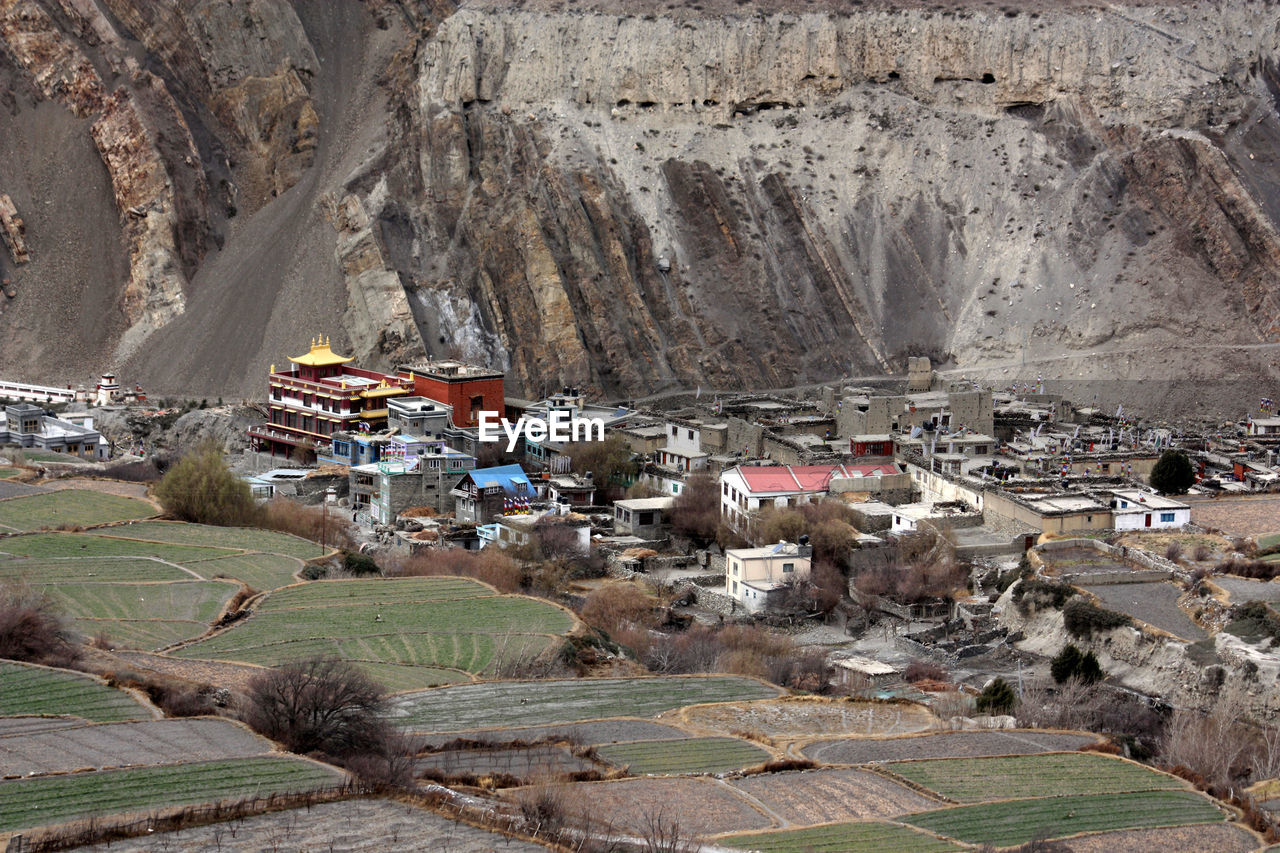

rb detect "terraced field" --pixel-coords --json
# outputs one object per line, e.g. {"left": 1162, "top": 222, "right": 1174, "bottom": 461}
{"left": 174, "top": 578, "right": 577, "bottom": 689}
{"left": 394, "top": 676, "right": 781, "bottom": 731}
{"left": 0, "top": 516, "right": 330, "bottom": 650}
{"left": 0, "top": 718, "right": 273, "bottom": 777}
{"left": 803, "top": 731, "right": 1098, "bottom": 764}
{"left": 0, "top": 490, "right": 153, "bottom": 531}
{"left": 105, "top": 521, "right": 326, "bottom": 559}
{"left": 596, "top": 737, "right": 771, "bottom": 775}
{"left": 0, "top": 662, "right": 152, "bottom": 722}
{"left": 419, "top": 719, "right": 692, "bottom": 749}
{"left": 886, "top": 753, "right": 1185, "bottom": 803}
{"left": 679, "top": 698, "right": 934, "bottom": 739}
{"left": 0, "top": 756, "right": 344, "bottom": 833}
{"left": 549, "top": 777, "right": 775, "bottom": 837}
{"left": 720, "top": 821, "right": 961, "bottom": 852}
{"left": 416, "top": 745, "right": 595, "bottom": 780}
{"left": 1080, "top": 581, "right": 1205, "bottom": 641}
{"left": 730, "top": 768, "right": 939, "bottom": 824}
{"left": 902, "top": 790, "right": 1227, "bottom": 847}
{"left": 0, "top": 557, "right": 193, "bottom": 584}
{"left": 183, "top": 552, "right": 303, "bottom": 591}
{"left": 71, "top": 797, "right": 547, "bottom": 853}
{"left": 1057, "top": 822, "right": 1261, "bottom": 852}
{"left": 0, "top": 533, "right": 233, "bottom": 562}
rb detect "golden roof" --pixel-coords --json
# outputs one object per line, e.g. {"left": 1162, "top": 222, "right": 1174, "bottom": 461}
{"left": 289, "top": 336, "right": 353, "bottom": 367}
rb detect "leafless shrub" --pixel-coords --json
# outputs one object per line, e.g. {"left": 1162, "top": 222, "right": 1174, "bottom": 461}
{"left": 0, "top": 581, "right": 80, "bottom": 666}
{"left": 260, "top": 498, "right": 353, "bottom": 551}
{"left": 580, "top": 583, "right": 659, "bottom": 637}
{"left": 904, "top": 660, "right": 950, "bottom": 684}
{"left": 638, "top": 804, "right": 700, "bottom": 852}
{"left": 1164, "top": 542, "right": 1183, "bottom": 562}
{"left": 386, "top": 547, "right": 523, "bottom": 593}
{"left": 1193, "top": 543, "right": 1213, "bottom": 561}
{"left": 517, "top": 779, "right": 569, "bottom": 838}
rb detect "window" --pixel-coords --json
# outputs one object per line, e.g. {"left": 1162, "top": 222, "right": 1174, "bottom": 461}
{"left": 782, "top": 562, "right": 795, "bottom": 573}
{"left": 687, "top": 429, "right": 694, "bottom": 440}
{"left": 1160, "top": 512, "right": 1176, "bottom": 523}
{"left": 732, "top": 581, "right": 738, "bottom": 594}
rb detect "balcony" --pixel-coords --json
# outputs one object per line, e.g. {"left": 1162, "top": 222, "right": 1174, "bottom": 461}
{"left": 246, "top": 424, "right": 332, "bottom": 452}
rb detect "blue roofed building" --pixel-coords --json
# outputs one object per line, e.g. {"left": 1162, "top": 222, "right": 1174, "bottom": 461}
{"left": 450, "top": 463, "right": 535, "bottom": 524}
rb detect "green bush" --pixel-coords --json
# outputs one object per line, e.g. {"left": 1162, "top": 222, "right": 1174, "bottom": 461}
{"left": 155, "top": 442, "right": 259, "bottom": 527}
{"left": 1012, "top": 578, "right": 1075, "bottom": 615}
{"left": 343, "top": 551, "right": 380, "bottom": 577}
{"left": 1063, "top": 598, "right": 1131, "bottom": 638}
{"left": 1149, "top": 450, "right": 1194, "bottom": 495}
{"left": 976, "top": 677, "right": 1017, "bottom": 714}
{"left": 1051, "top": 643, "right": 1104, "bottom": 684}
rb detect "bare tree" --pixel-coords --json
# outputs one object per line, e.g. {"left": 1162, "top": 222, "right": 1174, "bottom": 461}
{"left": 241, "top": 657, "right": 389, "bottom": 758}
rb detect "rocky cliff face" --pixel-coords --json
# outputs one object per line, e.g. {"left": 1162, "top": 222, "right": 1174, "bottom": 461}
{"left": 1, "top": 0, "right": 1279, "bottom": 408}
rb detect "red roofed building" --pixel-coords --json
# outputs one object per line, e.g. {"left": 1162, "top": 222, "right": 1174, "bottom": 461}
{"left": 719, "top": 463, "right": 903, "bottom": 530}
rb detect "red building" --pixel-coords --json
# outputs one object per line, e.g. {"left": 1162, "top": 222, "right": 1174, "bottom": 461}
{"left": 247, "top": 337, "right": 412, "bottom": 458}
{"left": 397, "top": 360, "right": 505, "bottom": 429}
{"left": 850, "top": 434, "right": 895, "bottom": 458}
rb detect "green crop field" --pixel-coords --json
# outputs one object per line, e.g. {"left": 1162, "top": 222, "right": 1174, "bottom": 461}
{"left": 186, "top": 553, "right": 303, "bottom": 591}
{"left": 0, "top": 490, "right": 153, "bottom": 531}
{"left": 393, "top": 676, "right": 782, "bottom": 731}
{"left": 597, "top": 737, "right": 771, "bottom": 775}
{"left": 0, "top": 557, "right": 194, "bottom": 583}
{"left": 0, "top": 532, "right": 235, "bottom": 562}
{"left": 1258, "top": 532, "right": 1280, "bottom": 550}
{"left": 903, "top": 791, "right": 1226, "bottom": 847}
{"left": 0, "top": 662, "right": 151, "bottom": 722}
{"left": 46, "top": 580, "right": 237, "bottom": 623}
{"left": 0, "top": 756, "right": 344, "bottom": 832}
{"left": 108, "top": 521, "right": 326, "bottom": 559}
{"left": 0, "top": 468, "right": 21, "bottom": 479}
{"left": 256, "top": 577, "right": 495, "bottom": 610}
{"left": 722, "top": 821, "right": 962, "bottom": 852}
{"left": 886, "top": 753, "right": 1185, "bottom": 803}
{"left": 346, "top": 661, "right": 473, "bottom": 691}
{"left": 173, "top": 578, "right": 575, "bottom": 688}
{"left": 76, "top": 618, "right": 214, "bottom": 650}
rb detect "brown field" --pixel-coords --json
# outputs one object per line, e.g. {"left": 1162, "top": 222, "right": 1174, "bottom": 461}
{"left": 39, "top": 479, "right": 155, "bottom": 504}
{"left": 71, "top": 797, "right": 546, "bottom": 852}
{"left": 513, "top": 777, "right": 775, "bottom": 837}
{"left": 1058, "top": 822, "right": 1260, "bottom": 853}
{"left": 0, "top": 718, "right": 273, "bottom": 778}
{"left": 1185, "top": 494, "right": 1280, "bottom": 540}
{"left": 802, "top": 730, "right": 1099, "bottom": 764}
{"left": 415, "top": 745, "right": 596, "bottom": 780}
{"left": 107, "top": 650, "right": 264, "bottom": 693}
{"left": 674, "top": 698, "right": 934, "bottom": 740}
{"left": 729, "top": 768, "right": 940, "bottom": 824}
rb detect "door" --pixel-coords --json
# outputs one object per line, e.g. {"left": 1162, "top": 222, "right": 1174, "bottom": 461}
{"left": 1145, "top": 513, "right": 1152, "bottom": 528}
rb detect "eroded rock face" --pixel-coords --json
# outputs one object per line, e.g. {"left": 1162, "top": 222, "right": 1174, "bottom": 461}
{"left": 1, "top": 0, "right": 1280, "bottom": 409}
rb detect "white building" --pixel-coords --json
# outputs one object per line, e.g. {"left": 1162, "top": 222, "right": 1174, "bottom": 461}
{"left": 719, "top": 463, "right": 901, "bottom": 531}
{"left": 724, "top": 541, "right": 811, "bottom": 613}
{"left": 1107, "top": 489, "right": 1190, "bottom": 530}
